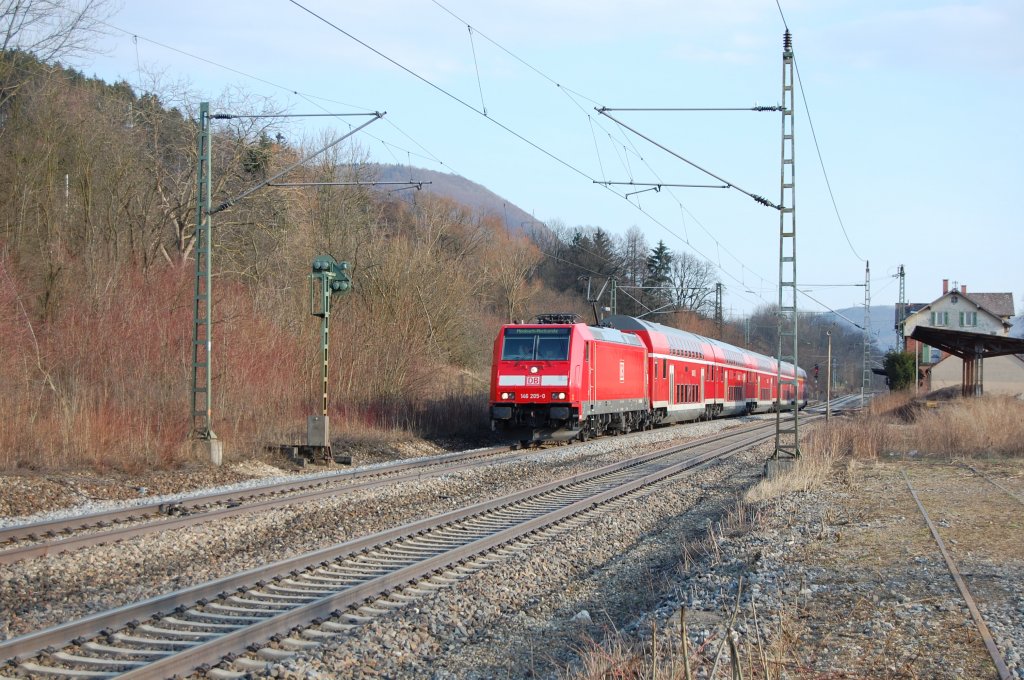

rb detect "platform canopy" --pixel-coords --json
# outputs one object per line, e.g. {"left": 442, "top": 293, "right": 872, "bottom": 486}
{"left": 909, "top": 327, "right": 1024, "bottom": 396}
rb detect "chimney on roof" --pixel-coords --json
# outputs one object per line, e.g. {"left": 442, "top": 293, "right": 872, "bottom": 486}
{"left": 943, "top": 279, "right": 949, "bottom": 294}
{"left": 961, "top": 284, "right": 966, "bottom": 295}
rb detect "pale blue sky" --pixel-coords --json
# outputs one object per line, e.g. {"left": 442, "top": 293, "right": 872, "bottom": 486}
{"left": 83, "top": 1, "right": 1023, "bottom": 327}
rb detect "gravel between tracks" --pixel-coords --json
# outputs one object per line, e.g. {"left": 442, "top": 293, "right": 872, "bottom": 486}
{"left": 3, "top": 419, "right": 1021, "bottom": 680}
{"left": 0, "top": 419, "right": 750, "bottom": 641}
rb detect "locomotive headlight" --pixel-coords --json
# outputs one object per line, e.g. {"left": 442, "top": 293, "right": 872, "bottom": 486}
{"left": 501, "top": 392, "right": 513, "bottom": 400}
{"left": 554, "top": 392, "right": 566, "bottom": 400}
{"left": 529, "top": 366, "right": 539, "bottom": 374}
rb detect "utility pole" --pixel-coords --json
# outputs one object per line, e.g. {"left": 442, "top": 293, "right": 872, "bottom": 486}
{"left": 714, "top": 283, "right": 724, "bottom": 337}
{"left": 895, "top": 264, "right": 907, "bottom": 352}
{"left": 826, "top": 327, "right": 833, "bottom": 424}
{"left": 774, "top": 29, "right": 800, "bottom": 459}
{"left": 187, "top": 104, "right": 383, "bottom": 465}
{"left": 862, "top": 260, "right": 871, "bottom": 407}
{"left": 190, "top": 102, "right": 221, "bottom": 464}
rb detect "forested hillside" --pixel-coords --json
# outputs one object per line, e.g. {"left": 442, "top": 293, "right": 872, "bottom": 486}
{"left": 0, "top": 45, "right": 872, "bottom": 471}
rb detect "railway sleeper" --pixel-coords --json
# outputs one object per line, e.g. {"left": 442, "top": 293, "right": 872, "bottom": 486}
{"left": 236, "top": 590, "right": 318, "bottom": 603}
{"left": 226, "top": 595, "right": 294, "bottom": 609}
{"left": 355, "top": 605, "right": 391, "bottom": 617}
{"left": 110, "top": 633, "right": 196, "bottom": 649}
{"left": 255, "top": 647, "right": 296, "bottom": 662}
{"left": 133, "top": 623, "right": 218, "bottom": 640}
{"left": 278, "top": 637, "right": 321, "bottom": 651}
{"left": 51, "top": 652, "right": 147, "bottom": 669}
{"left": 204, "top": 602, "right": 284, "bottom": 616}
{"left": 161, "top": 615, "right": 242, "bottom": 631}
{"left": 298, "top": 628, "right": 346, "bottom": 640}
{"left": 80, "top": 642, "right": 174, "bottom": 659}
{"left": 231, "top": 656, "right": 274, "bottom": 672}
{"left": 18, "top": 660, "right": 116, "bottom": 678}
{"left": 268, "top": 582, "right": 339, "bottom": 596}
{"left": 185, "top": 610, "right": 266, "bottom": 624}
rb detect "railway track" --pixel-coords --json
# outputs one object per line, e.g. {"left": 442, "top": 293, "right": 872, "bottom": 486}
{"left": 0, "top": 445, "right": 525, "bottom": 565}
{"left": 0, "top": 416, "right": 794, "bottom": 566}
{"left": 903, "top": 468, "right": 1017, "bottom": 680}
{"left": 803, "top": 393, "right": 866, "bottom": 414}
{"left": 0, "top": 420, "right": 783, "bottom": 679}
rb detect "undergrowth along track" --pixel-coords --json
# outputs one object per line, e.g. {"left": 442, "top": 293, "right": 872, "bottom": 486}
{"left": 1, "top": 421, "right": 785, "bottom": 679}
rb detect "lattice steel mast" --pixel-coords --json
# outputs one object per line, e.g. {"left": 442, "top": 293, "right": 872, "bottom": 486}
{"left": 774, "top": 30, "right": 800, "bottom": 459}
{"left": 895, "top": 264, "right": 906, "bottom": 352}
{"left": 191, "top": 102, "right": 215, "bottom": 444}
{"left": 862, "top": 260, "right": 871, "bottom": 406}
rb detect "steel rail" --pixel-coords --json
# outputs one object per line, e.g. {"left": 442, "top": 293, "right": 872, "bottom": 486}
{"left": 0, "top": 420, "right": 780, "bottom": 565}
{"left": 1, "top": 422, "right": 778, "bottom": 673}
{"left": 963, "top": 464, "right": 1024, "bottom": 507}
{"left": 124, "top": 430, "right": 761, "bottom": 680}
{"left": 0, "top": 446, "right": 514, "bottom": 561}
{"left": 902, "top": 470, "right": 1012, "bottom": 680}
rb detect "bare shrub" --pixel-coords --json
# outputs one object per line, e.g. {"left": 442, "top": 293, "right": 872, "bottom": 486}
{"left": 745, "top": 425, "right": 841, "bottom": 503}
{"left": 913, "top": 396, "right": 1024, "bottom": 458}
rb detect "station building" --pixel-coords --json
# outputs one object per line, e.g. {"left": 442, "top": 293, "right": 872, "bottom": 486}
{"left": 902, "top": 279, "right": 1023, "bottom": 396}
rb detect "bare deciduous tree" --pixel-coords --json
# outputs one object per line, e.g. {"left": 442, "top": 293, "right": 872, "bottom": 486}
{"left": 0, "top": 0, "right": 115, "bottom": 108}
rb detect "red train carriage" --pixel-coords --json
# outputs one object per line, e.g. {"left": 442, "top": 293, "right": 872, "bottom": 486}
{"left": 490, "top": 314, "right": 807, "bottom": 446}
{"left": 489, "top": 314, "right": 649, "bottom": 445}
{"left": 604, "top": 315, "right": 806, "bottom": 419}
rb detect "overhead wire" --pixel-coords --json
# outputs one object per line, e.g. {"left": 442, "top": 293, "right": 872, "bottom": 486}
{"left": 102, "top": 21, "right": 454, "bottom": 176}
{"left": 113, "top": 3, "right": 838, "bottom": 318}
{"left": 288, "top": 0, "right": 768, "bottom": 296}
{"left": 420, "top": 0, "right": 778, "bottom": 310}
{"left": 773, "top": 0, "right": 865, "bottom": 263}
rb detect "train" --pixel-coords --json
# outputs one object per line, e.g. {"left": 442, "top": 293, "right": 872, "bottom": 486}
{"left": 489, "top": 313, "right": 807, "bottom": 445}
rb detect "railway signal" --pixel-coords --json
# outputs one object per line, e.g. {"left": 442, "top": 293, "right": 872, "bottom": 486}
{"left": 308, "top": 255, "right": 352, "bottom": 464}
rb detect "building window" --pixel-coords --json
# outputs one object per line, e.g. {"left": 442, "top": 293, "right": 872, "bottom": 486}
{"left": 930, "top": 311, "right": 949, "bottom": 327}
{"left": 959, "top": 311, "right": 977, "bottom": 327}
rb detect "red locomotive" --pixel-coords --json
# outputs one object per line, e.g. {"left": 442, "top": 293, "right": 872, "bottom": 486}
{"left": 489, "top": 313, "right": 806, "bottom": 445}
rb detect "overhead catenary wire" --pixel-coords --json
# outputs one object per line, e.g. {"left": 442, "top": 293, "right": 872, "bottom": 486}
{"left": 467, "top": 25, "right": 488, "bottom": 116}
{"left": 284, "top": 0, "right": 777, "bottom": 312}
{"left": 421, "top": 0, "right": 782, "bottom": 307}
{"left": 210, "top": 114, "right": 384, "bottom": 214}
{"left": 115, "top": 3, "right": 848, "bottom": 319}
{"left": 596, "top": 108, "right": 780, "bottom": 210}
{"left": 104, "top": 22, "right": 452, "bottom": 174}
{"left": 773, "top": 1, "right": 864, "bottom": 263}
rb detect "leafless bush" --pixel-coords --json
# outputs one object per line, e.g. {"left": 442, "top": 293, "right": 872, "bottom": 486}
{"left": 913, "top": 396, "right": 1024, "bottom": 458}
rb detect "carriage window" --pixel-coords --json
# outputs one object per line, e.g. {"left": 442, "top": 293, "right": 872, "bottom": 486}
{"left": 501, "top": 328, "right": 570, "bottom": 361}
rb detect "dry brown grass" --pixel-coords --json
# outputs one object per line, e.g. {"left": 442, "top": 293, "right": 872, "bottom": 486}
{"left": 571, "top": 588, "right": 804, "bottom": 680}
{"left": 744, "top": 426, "right": 840, "bottom": 503}
{"left": 833, "top": 393, "right": 1024, "bottom": 461}
{"left": 911, "top": 395, "right": 1024, "bottom": 457}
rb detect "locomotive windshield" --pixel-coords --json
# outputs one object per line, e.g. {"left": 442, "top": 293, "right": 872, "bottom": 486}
{"left": 501, "top": 327, "right": 570, "bottom": 361}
